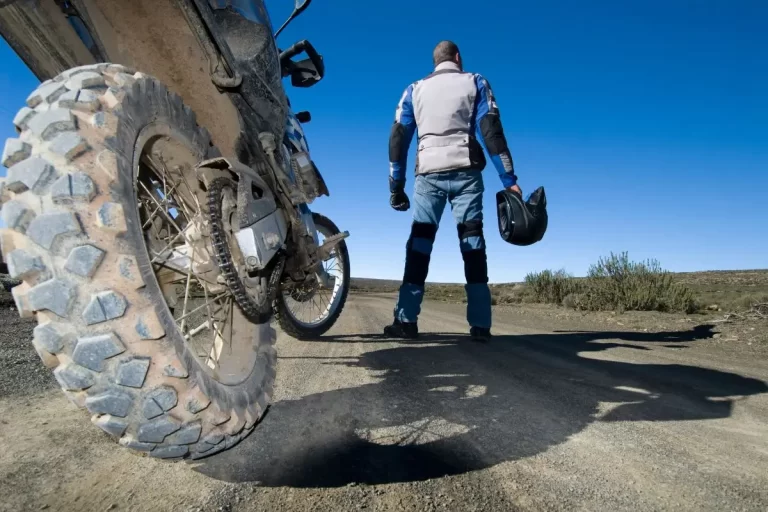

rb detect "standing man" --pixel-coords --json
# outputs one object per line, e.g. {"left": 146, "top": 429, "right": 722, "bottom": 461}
{"left": 385, "top": 40, "right": 522, "bottom": 342}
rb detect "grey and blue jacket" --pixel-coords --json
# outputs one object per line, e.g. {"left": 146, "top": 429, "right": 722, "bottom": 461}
{"left": 389, "top": 61, "right": 518, "bottom": 191}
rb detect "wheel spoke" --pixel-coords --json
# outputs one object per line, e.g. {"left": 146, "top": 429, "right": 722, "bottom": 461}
{"left": 135, "top": 132, "right": 264, "bottom": 385}
{"left": 278, "top": 218, "right": 347, "bottom": 329}
{"left": 142, "top": 181, "right": 182, "bottom": 229}
{"left": 145, "top": 156, "right": 197, "bottom": 220}
{"left": 174, "top": 291, "right": 230, "bottom": 324}
{"left": 138, "top": 181, "right": 194, "bottom": 242}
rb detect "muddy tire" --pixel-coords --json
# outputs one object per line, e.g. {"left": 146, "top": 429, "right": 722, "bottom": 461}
{"left": 0, "top": 64, "right": 275, "bottom": 460}
{"left": 274, "top": 213, "right": 350, "bottom": 340}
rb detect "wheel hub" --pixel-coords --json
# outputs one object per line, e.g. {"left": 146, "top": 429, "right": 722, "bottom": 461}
{"left": 289, "top": 278, "right": 319, "bottom": 303}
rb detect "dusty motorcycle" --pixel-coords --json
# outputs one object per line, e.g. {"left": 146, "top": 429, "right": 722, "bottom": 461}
{"left": 0, "top": 0, "right": 349, "bottom": 460}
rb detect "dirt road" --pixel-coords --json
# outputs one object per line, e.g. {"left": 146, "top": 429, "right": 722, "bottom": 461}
{"left": 2, "top": 293, "right": 768, "bottom": 511}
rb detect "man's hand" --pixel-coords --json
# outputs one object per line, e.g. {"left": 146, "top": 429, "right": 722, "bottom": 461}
{"left": 390, "top": 190, "right": 410, "bottom": 211}
{"left": 507, "top": 184, "right": 522, "bottom": 196}
{"left": 389, "top": 177, "right": 410, "bottom": 211}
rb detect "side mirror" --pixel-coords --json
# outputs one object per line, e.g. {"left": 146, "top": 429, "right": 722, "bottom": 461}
{"left": 279, "top": 40, "right": 325, "bottom": 88}
{"left": 290, "top": 58, "right": 322, "bottom": 88}
{"left": 275, "top": 0, "right": 313, "bottom": 38}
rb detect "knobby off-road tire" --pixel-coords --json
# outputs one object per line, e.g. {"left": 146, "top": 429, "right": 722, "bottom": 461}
{"left": 0, "top": 64, "right": 276, "bottom": 460}
{"left": 273, "top": 213, "right": 350, "bottom": 340}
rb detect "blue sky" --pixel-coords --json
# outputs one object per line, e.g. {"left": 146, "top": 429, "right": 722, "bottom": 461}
{"left": 2, "top": 0, "right": 767, "bottom": 283}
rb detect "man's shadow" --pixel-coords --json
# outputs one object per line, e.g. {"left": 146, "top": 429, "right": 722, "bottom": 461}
{"left": 194, "top": 324, "right": 768, "bottom": 488}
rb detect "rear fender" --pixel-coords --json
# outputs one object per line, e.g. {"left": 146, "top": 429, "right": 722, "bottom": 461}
{"left": 284, "top": 107, "right": 329, "bottom": 197}
{"left": 312, "top": 162, "right": 330, "bottom": 197}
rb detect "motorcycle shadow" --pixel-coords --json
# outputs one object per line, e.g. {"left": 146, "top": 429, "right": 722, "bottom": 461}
{"left": 193, "top": 324, "right": 768, "bottom": 488}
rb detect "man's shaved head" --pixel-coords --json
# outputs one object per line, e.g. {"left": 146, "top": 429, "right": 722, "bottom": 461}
{"left": 433, "top": 40, "right": 461, "bottom": 67}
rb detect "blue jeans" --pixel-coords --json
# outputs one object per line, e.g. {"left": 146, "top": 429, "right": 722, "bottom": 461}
{"left": 394, "top": 170, "right": 492, "bottom": 329}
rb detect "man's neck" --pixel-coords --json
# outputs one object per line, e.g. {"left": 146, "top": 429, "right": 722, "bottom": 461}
{"left": 435, "top": 61, "right": 461, "bottom": 72}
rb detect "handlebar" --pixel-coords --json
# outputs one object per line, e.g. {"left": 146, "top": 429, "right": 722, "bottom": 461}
{"left": 279, "top": 40, "right": 325, "bottom": 79}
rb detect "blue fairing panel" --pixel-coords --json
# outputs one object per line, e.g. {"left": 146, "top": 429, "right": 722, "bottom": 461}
{"left": 208, "top": 0, "right": 274, "bottom": 30}
{"left": 284, "top": 108, "right": 310, "bottom": 153}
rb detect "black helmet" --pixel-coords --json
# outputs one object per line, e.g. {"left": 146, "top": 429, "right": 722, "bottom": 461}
{"left": 496, "top": 186, "right": 548, "bottom": 246}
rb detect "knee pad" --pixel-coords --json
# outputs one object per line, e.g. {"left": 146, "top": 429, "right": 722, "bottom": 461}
{"left": 411, "top": 222, "right": 438, "bottom": 240}
{"left": 408, "top": 222, "right": 438, "bottom": 254}
{"left": 457, "top": 219, "right": 484, "bottom": 240}
{"left": 404, "top": 222, "right": 438, "bottom": 285}
{"left": 457, "top": 219, "right": 486, "bottom": 252}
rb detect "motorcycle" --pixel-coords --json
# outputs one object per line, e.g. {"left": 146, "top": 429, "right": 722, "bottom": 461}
{"left": 0, "top": 0, "right": 349, "bottom": 460}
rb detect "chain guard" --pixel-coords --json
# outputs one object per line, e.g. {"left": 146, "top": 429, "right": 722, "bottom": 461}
{"left": 207, "top": 177, "right": 283, "bottom": 324}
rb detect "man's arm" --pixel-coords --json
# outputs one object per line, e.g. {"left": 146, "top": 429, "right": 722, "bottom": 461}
{"left": 474, "top": 74, "right": 518, "bottom": 189}
{"left": 388, "top": 84, "right": 417, "bottom": 192}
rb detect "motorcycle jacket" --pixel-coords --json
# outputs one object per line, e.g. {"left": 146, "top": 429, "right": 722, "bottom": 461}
{"left": 389, "top": 61, "right": 518, "bottom": 191}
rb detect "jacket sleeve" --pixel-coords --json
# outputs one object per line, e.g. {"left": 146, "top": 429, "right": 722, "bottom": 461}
{"left": 474, "top": 74, "right": 518, "bottom": 188}
{"left": 388, "top": 84, "right": 417, "bottom": 191}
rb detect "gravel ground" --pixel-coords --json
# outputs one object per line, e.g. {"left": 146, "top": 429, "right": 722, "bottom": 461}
{"left": 1, "top": 288, "right": 767, "bottom": 512}
{"left": 0, "top": 285, "right": 57, "bottom": 398}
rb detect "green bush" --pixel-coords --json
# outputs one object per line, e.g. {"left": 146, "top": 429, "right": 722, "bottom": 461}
{"left": 562, "top": 293, "right": 585, "bottom": 310}
{"left": 524, "top": 252, "right": 697, "bottom": 314}
{"left": 579, "top": 252, "right": 696, "bottom": 313}
{"left": 491, "top": 284, "right": 532, "bottom": 305}
{"left": 524, "top": 269, "right": 581, "bottom": 305}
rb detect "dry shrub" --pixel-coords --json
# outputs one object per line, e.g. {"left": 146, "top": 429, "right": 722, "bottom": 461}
{"left": 562, "top": 293, "right": 585, "bottom": 310}
{"left": 524, "top": 269, "right": 580, "bottom": 305}
{"left": 580, "top": 252, "right": 696, "bottom": 313}
{"left": 491, "top": 284, "right": 530, "bottom": 305}
{"left": 524, "top": 252, "right": 697, "bottom": 313}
